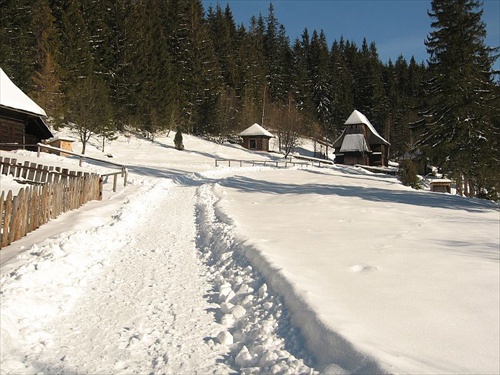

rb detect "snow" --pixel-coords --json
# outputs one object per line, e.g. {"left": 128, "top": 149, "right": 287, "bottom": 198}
{"left": 1, "top": 130, "right": 498, "bottom": 374}
{"left": 344, "top": 110, "right": 390, "bottom": 145}
{"left": 339, "top": 133, "right": 371, "bottom": 152}
{"left": 0, "top": 68, "right": 47, "bottom": 117}
{"left": 238, "top": 123, "right": 274, "bottom": 138}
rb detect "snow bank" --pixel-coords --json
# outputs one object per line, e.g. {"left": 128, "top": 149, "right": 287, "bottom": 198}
{"left": 196, "top": 183, "right": 317, "bottom": 374}
{"left": 1, "top": 130, "right": 498, "bottom": 374}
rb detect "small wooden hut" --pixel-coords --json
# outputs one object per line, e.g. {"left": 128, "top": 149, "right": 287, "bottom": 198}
{"left": 0, "top": 68, "right": 53, "bottom": 151}
{"left": 333, "top": 110, "right": 390, "bottom": 167}
{"left": 239, "top": 123, "right": 274, "bottom": 152}
{"left": 47, "top": 136, "right": 76, "bottom": 156}
{"left": 429, "top": 179, "right": 451, "bottom": 193}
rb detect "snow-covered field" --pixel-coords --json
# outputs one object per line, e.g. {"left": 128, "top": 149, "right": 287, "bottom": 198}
{"left": 1, "top": 131, "right": 498, "bottom": 374}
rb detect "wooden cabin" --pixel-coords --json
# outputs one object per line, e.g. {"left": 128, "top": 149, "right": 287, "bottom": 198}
{"left": 333, "top": 110, "right": 390, "bottom": 167}
{"left": 239, "top": 123, "right": 274, "bottom": 152}
{"left": 429, "top": 179, "right": 451, "bottom": 193}
{"left": 47, "top": 136, "right": 75, "bottom": 157}
{"left": 0, "top": 68, "right": 53, "bottom": 151}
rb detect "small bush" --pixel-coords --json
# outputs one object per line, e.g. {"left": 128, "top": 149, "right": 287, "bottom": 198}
{"left": 398, "top": 160, "right": 421, "bottom": 189}
{"left": 174, "top": 128, "right": 184, "bottom": 150}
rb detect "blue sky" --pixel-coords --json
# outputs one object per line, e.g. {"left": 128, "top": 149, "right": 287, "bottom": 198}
{"left": 202, "top": 0, "right": 500, "bottom": 65}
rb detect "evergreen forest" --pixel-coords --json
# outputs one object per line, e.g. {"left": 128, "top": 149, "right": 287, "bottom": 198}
{"left": 1, "top": 0, "right": 498, "bottom": 197}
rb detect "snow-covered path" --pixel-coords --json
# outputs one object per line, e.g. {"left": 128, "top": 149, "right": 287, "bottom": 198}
{"left": 1, "top": 172, "right": 316, "bottom": 375}
{"left": 2, "top": 133, "right": 498, "bottom": 374}
{"left": 29, "top": 182, "right": 230, "bottom": 374}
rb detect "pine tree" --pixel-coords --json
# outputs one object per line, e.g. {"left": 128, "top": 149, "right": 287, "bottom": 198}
{"left": 31, "top": 0, "right": 63, "bottom": 119}
{"left": 0, "top": 0, "right": 36, "bottom": 91}
{"left": 264, "top": 4, "right": 291, "bottom": 103}
{"left": 419, "top": 0, "right": 499, "bottom": 197}
{"left": 329, "top": 39, "right": 353, "bottom": 136}
{"left": 391, "top": 56, "right": 426, "bottom": 158}
{"left": 58, "top": 2, "right": 94, "bottom": 90}
{"left": 240, "top": 15, "right": 267, "bottom": 126}
{"left": 309, "top": 30, "right": 332, "bottom": 139}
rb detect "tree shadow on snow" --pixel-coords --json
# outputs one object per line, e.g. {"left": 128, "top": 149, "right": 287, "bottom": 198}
{"left": 218, "top": 175, "right": 498, "bottom": 213}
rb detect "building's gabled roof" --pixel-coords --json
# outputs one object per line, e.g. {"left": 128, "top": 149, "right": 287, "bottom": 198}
{"left": 239, "top": 123, "right": 274, "bottom": 138}
{"left": 0, "top": 67, "right": 47, "bottom": 117}
{"left": 340, "top": 134, "right": 371, "bottom": 153}
{"left": 344, "top": 110, "right": 389, "bottom": 146}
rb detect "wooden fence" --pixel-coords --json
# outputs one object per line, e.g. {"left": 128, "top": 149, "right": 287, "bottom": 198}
{"left": 214, "top": 156, "right": 334, "bottom": 168}
{"left": 37, "top": 143, "right": 127, "bottom": 190}
{"left": 214, "top": 158, "right": 310, "bottom": 168}
{"left": 0, "top": 157, "right": 102, "bottom": 249}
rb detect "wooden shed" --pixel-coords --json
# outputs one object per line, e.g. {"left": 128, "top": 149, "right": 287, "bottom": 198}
{"left": 47, "top": 136, "right": 75, "bottom": 157}
{"left": 333, "top": 110, "right": 390, "bottom": 167}
{"left": 239, "top": 123, "right": 274, "bottom": 152}
{"left": 429, "top": 179, "right": 451, "bottom": 193}
{"left": 0, "top": 68, "right": 53, "bottom": 151}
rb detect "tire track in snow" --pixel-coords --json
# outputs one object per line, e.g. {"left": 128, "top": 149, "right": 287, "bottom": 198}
{"left": 26, "top": 181, "right": 232, "bottom": 374}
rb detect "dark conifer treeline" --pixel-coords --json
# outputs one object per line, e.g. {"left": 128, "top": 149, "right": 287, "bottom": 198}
{"left": 2, "top": 0, "right": 498, "bottom": 198}
{"left": 0, "top": 0, "right": 430, "bottom": 157}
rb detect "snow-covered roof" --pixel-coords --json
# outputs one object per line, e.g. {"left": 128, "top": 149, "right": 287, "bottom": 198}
{"left": 48, "top": 135, "right": 76, "bottom": 142}
{"left": 238, "top": 123, "right": 274, "bottom": 138}
{"left": 0, "top": 67, "right": 47, "bottom": 117}
{"left": 340, "top": 134, "right": 371, "bottom": 153}
{"left": 345, "top": 110, "right": 389, "bottom": 145}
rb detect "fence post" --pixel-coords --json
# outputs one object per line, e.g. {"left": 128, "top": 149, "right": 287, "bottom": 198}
{"left": 122, "top": 166, "right": 127, "bottom": 186}
{"left": 0, "top": 191, "right": 5, "bottom": 248}
{"left": 99, "top": 177, "right": 104, "bottom": 201}
{"left": 2, "top": 191, "right": 12, "bottom": 247}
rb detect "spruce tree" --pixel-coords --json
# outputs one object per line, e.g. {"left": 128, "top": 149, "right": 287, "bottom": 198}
{"left": 310, "top": 30, "right": 332, "bottom": 139}
{"left": 58, "top": 2, "right": 94, "bottom": 90}
{"left": 31, "top": 0, "right": 63, "bottom": 119}
{"left": 329, "top": 39, "right": 354, "bottom": 137}
{"left": 0, "top": 0, "right": 36, "bottom": 90}
{"left": 419, "top": 0, "right": 499, "bottom": 197}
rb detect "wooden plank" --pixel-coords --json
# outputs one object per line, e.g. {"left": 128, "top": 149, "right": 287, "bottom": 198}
{"left": 0, "top": 191, "right": 4, "bottom": 248}
{"left": 0, "top": 157, "right": 8, "bottom": 174}
{"left": 40, "top": 165, "right": 49, "bottom": 183}
{"left": 10, "top": 188, "right": 23, "bottom": 243}
{"left": 27, "top": 162, "right": 36, "bottom": 180}
{"left": 2, "top": 190, "right": 12, "bottom": 247}
{"left": 41, "top": 184, "right": 49, "bottom": 224}
{"left": 21, "top": 161, "right": 30, "bottom": 179}
{"left": 20, "top": 186, "right": 30, "bottom": 237}
{"left": 31, "top": 186, "right": 39, "bottom": 231}
{"left": 33, "top": 163, "right": 43, "bottom": 182}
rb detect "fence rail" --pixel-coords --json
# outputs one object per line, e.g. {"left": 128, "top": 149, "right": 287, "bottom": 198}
{"left": 37, "top": 143, "right": 128, "bottom": 190}
{"left": 214, "top": 158, "right": 310, "bottom": 168}
{"left": 1, "top": 173, "right": 101, "bottom": 248}
{"left": 0, "top": 156, "right": 103, "bottom": 248}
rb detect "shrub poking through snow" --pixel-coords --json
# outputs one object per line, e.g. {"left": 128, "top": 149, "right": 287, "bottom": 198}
{"left": 174, "top": 127, "right": 184, "bottom": 150}
{"left": 398, "top": 159, "right": 421, "bottom": 189}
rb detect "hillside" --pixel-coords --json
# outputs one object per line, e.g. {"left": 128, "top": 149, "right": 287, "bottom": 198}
{"left": 1, "top": 131, "right": 498, "bottom": 374}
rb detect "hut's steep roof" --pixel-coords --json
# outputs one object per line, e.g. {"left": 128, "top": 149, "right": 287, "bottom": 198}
{"left": 239, "top": 123, "right": 273, "bottom": 137}
{"left": 0, "top": 68, "right": 47, "bottom": 117}
{"left": 340, "top": 134, "right": 371, "bottom": 153}
{"left": 345, "top": 110, "right": 389, "bottom": 145}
